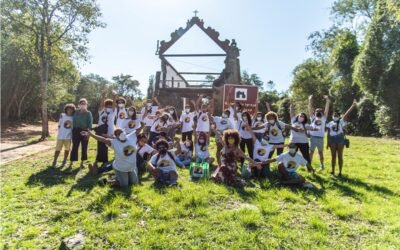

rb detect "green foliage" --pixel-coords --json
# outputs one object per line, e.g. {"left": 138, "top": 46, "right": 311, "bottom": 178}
{"left": 375, "top": 105, "right": 396, "bottom": 136}
{"left": 241, "top": 70, "right": 264, "bottom": 90}
{"left": 112, "top": 74, "right": 142, "bottom": 100}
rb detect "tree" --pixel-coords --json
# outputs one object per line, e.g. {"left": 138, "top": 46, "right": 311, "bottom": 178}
{"left": 112, "top": 74, "right": 142, "bottom": 100}
{"left": 2, "top": 0, "right": 105, "bottom": 139}
{"left": 241, "top": 70, "right": 264, "bottom": 90}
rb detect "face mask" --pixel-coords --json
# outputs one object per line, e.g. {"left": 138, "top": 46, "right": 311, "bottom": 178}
{"left": 268, "top": 119, "right": 275, "bottom": 124}
{"left": 169, "top": 110, "right": 174, "bottom": 115}
{"left": 118, "top": 103, "right": 125, "bottom": 108}
{"left": 256, "top": 116, "right": 262, "bottom": 121}
{"left": 289, "top": 148, "right": 297, "bottom": 154}
{"left": 333, "top": 116, "right": 340, "bottom": 121}
{"left": 106, "top": 108, "right": 113, "bottom": 113}
{"left": 185, "top": 108, "right": 190, "bottom": 113}
{"left": 118, "top": 133, "right": 127, "bottom": 141}
{"left": 198, "top": 139, "right": 205, "bottom": 144}
{"left": 128, "top": 111, "right": 135, "bottom": 116}
{"left": 222, "top": 113, "right": 228, "bottom": 118}
{"left": 298, "top": 117, "right": 304, "bottom": 123}
{"left": 159, "top": 148, "right": 167, "bottom": 155}
{"left": 261, "top": 139, "right": 268, "bottom": 145}
{"left": 227, "top": 138, "right": 235, "bottom": 145}
{"left": 185, "top": 142, "right": 191, "bottom": 147}
{"left": 147, "top": 103, "right": 152, "bottom": 107}
{"left": 242, "top": 117, "right": 247, "bottom": 122}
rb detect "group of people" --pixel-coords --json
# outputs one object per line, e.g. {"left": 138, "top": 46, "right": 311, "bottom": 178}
{"left": 52, "top": 93, "right": 358, "bottom": 187}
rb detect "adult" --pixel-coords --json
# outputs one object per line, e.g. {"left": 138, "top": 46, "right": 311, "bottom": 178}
{"left": 70, "top": 98, "right": 93, "bottom": 168}
{"left": 326, "top": 100, "right": 358, "bottom": 176}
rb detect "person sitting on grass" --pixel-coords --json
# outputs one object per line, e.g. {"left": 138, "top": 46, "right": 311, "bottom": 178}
{"left": 52, "top": 103, "right": 76, "bottom": 167}
{"left": 267, "top": 142, "right": 314, "bottom": 187}
{"left": 174, "top": 137, "right": 193, "bottom": 168}
{"left": 194, "top": 132, "right": 214, "bottom": 165}
{"left": 136, "top": 133, "right": 157, "bottom": 179}
{"left": 82, "top": 128, "right": 139, "bottom": 187}
{"left": 212, "top": 129, "right": 261, "bottom": 186}
{"left": 147, "top": 139, "right": 178, "bottom": 186}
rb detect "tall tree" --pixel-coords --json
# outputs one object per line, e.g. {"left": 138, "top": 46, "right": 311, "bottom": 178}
{"left": 2, "top": 0, "right": 105, "bottom": 139}
{"left": 112, "top": 74, "right": 142, "bottom": 100}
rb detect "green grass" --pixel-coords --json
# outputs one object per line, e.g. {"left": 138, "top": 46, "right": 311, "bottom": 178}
{"left": 1, "top": 136, "right": 400, "bottom": 249}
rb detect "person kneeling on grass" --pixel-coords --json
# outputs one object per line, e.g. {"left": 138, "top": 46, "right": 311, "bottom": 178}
{"left": 82, "top": 128, "right": 139, "bottom": 187}
{"left": 267, "top": 143, "right": 314, "bottom": 187}
{"left": 147, "top": 139, "right": 178, "bottom": 186}
{"left": 174, "top": 137, "right": 193, "bottom": 168}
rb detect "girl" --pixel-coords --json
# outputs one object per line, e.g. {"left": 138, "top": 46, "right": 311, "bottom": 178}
{"left": 136, "top": 133, "right": 157, "bottom": 178}
{"left": 194, "top": 132, "right": 214, "bottom": 165}
{"left": 167, "top": 106, "right": 179, "bottom": 139}
{"left": 83, "top": 128, "right": 139, "bottom": 187}
{"left": 148, "top": 112, "right": 170, "bottom": 145}
{"left": 141, "top": 97, "right": 161, "bottom": 137}
{"left": 252, "top": 112, "right": 266, "bottom": 141}
{"left": 174, "top": 137, "right": 193, "bottom": 168}
{"left": 326, "top": 100, "right": 358, "bottom": 176}
{"left": 289, "top": 103, "right": 316, "bottom": 173}
{"left": 179, "top": 104, "right": 195, "bottom": 142}
{"left": 213, "top": 129, "right": 260, "bottom": 186}
{"left": 237, "top": 111, "right": 254, "bottom": 159}
{"left": 211, "top": 108, "right": 234, "bottom": 163}
{"left": 122, "top": 106, "right": 144, "bottom": 135}
{"left": 70, "top": 98, "right": 93, "bottom": 168}
{"left": 115, "top": 96, "right": 128, "bottom": 128}
{"left": 52, "top": 103, "right": 75, "bottom": 167}
{"left": 193, "top": 94, "right": 212, "bottom": 136}
{"left": 264, "top": 111, "right": 292, "bottom": 158}
{"left": 148, "top": 139, "right": 178, "bottom": 186}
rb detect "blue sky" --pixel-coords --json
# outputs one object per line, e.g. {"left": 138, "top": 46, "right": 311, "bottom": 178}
{"left": 80, "top": 0, "right": 335, "bottom": 94}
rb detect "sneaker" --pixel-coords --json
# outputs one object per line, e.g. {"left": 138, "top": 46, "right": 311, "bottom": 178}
{"left": 303, "top": 182, "right": 314, "bottom": 188}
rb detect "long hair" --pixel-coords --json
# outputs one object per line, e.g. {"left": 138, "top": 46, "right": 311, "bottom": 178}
{"left": 294, "top": 112, "right": 308, "bottom": 124}
{"left": 128, "top": 106, "right": 137, "bottom": 120}
{"left": 241, "top": 111, "right": 252, "bottom": 125}
{"left": 254, "top": 112, "right": 264, "bottom": 123}
{"left": 223, "top": 129, "right": 240, "bottom": 147}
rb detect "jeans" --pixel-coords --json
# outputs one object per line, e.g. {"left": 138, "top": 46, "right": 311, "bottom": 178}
{"left": 114, "top": 168, "right": 138, "bottom": 187}
{"left": 252, "top": 159, "right": 270, "bottom": 178}
{"left": 176, "top": 155, "right": 191, "bottom": 167}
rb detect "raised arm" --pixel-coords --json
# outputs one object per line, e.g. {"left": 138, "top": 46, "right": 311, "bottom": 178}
{"left": 343, "top": 99, "right": 358, "bottom": 121}
{"left": 84, "top": 130, "right": 112, "bottom": 146}
{"left": 308, "top": 95, "right": 313, "bottom": 118}
{"left": 195, "top": 94, "right": 203, "bottom": 112}
{"left": 265, "top": 101, "right": 272, "bottom": 112}
{"left": 323, "top": 95, "right": 330, "bottom": 117}
{"left": 290, "top": 102, "right": 296, "bottom": 119}
{"left": 152, "top": 96, "right": 162, "bottom": 108}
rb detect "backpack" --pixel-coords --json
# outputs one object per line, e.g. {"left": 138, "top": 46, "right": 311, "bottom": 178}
{"left": 154, "top": 151, "right": 176, "bottom": 167}
{"left": 189, "top": 161, "right": 209, "bottom": 180}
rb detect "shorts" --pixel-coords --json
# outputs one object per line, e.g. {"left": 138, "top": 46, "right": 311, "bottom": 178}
{"left": 329, "top": 134, "right": 345, "bottom": 145}
{"left": 55, "top": 139, "right": 71, "bottom": 151}
{"left": 310, "top": 136, "right": 324, "bottom": 151}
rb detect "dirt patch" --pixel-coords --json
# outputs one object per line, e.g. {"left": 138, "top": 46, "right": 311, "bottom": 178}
{"left": 0, "top": 121, "right": 58, "bottom": 164}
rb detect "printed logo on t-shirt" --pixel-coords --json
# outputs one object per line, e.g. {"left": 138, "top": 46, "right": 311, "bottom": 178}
{"left": 159, "top": 159, "right": 170, "bottom": 167}
{"left": 257, "top": 148, "right": 266, "bottom": 156}
{"left": 156, "top": 124, "right": 162, "bottom": 132}
{"left": 201, "top": 115, "right": 208, "bottom": 122}
{"left": 128, "top": 120, "right": 136, "bottom": 129}
{"left": 254, "top": 123, "right": 264, "bottom": 130}
{"left": 64, "top": 120, "right": 72, "bottom": 129}
{"left": 331, "top": 124, "right": 337, "bottom": 130}
{"left": 184, "top": 117, "right": 191, "bottom": 123}
{"left": 271, "top": 128, "right": 278, "bottom": 136}
{"left": 123, "top": 145, "right": 135, "bottom": 156}
{"left": 220, "top": 119, "right": 228, "bottom": 125}
{"left": 119, "top": 112, "right": 126, "bottom": 119}
{"left": 200, "top": 145, "right": 207, "bottom": 152}
{"left": 315, "top": 119, "right": 322, "bottom": 126}
{"left": 287, "top": 161, "right": 297, "bottom": 169}
{"left": 101, "top": 115, "right": 108, "bottom": 124}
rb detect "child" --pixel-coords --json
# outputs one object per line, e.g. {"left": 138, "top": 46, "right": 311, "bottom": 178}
{"left": 194, "top": 132, "right": 214, "bottom": 165}
{"left": 136, "top": 133, "right": 157, "bottom": 178}
{"left": 122, "top": 106, "right": 144, "bottom": 135}
{"left": 148, "top": 113, "right": 171, "bottom": 145}
{"left": 237, "top": 111, "right": 254, "bottom": 159}
{"left": 174, "top": 137, "right": 193, "bottom": 168}
{"left": 211, "top": 109, "right": 234, "bottom": 163}
{"left": 193, "top": 94, "right": 212, "bottom": 136}
{"left": 252, "top": 112, "right": 266, "bottom": 141}
{"left": 115, "top": 96, "right": 128, "bottom": 128}
{"left": 52, "top": 103, "right": 75, "bottom": 167}
{"left": 141, "top": 97, "right": 161, "bottom": 137}
{"left": 148, "top": 139, "right": 178, "bottom": 186}
{"left": 167, "top": 106, "right": 179, "bottom": 139}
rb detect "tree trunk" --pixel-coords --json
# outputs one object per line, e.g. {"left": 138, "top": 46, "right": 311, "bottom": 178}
{"left": 40, "top": 57, "right": 50, "bottom": 139}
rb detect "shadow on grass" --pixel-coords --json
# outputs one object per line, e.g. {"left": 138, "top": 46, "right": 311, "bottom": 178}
{"left": 26, "top": 165, "right": 80, "bottom": 187}
{"left": 66, "top": 170, "right": 101, "bottom": 197}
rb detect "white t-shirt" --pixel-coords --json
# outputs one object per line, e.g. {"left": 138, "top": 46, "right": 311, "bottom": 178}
{"left": 150, "top": 119, "right": 170, "bottom": 133}
{"left": 237, "top": 120, "right": 252, "bottom": 139}
{"left": 310, "top": 116, "right": 326, "bottom": 138}
{"left": 141, "top": 106, "right": 158, "bottom": 126}
{"left": 252, "top": 120, "right": 266, "bottom": 133}
{"left": 195, "top": 142, "right": 210, "bottom": 160}
{"left": 116, "top": 108, "right": 128, "bottom": 129}
{"left": 290, "top": 118, "right": 312, "bottom": 143}
{"left": 150, "top": 151, "right": 177, "bottom": 173}
{"left": 276, "top": 151, "right": 308, "bottom": 173}
{"left": 137, "top": 143, "right": 154, "bottom": 158}
{"left": 179, "top": 143, "right": 193, "bottom": 158}
{"left": 110, "top": 133, "right": 137, "bottom": 172}
{"left": 327, "top": 119, "right": 346, "bottom": 137}
{"left": 265, "top": 121, "right": 286, "bottom": 144}
{"left": 98, "top": 110, "right": 116, "bottom": 136}
{"left": 213, "top": 116, "right": 234, "bottom": 132}
{"left": 228, "top": 107, "right": 241, "bottom": 129}
{"left": 196, "top": 112, "right": 210, "bottom": 132}
{"left": 253, "top": 140, "right": 274, "bottom": 161}
{"left": 122, "top": 114, "right": 143, "bottom": 134}
{"left": 180, "top": 112, "right": 195, "bottom": 133}
{"left": 57, "top": 113, "right": 73, "bottom": 140}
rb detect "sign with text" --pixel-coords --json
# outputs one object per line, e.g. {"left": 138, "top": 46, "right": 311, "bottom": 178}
{"left": 223, "top": 84, "right": 259, "bottom": 115}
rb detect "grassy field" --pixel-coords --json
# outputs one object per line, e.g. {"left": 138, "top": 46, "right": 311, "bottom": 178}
{"left": 1, "top": 136, "right": 400, "bottom": 249}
